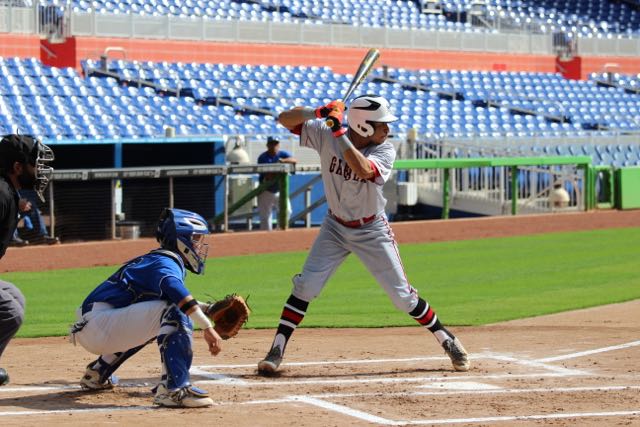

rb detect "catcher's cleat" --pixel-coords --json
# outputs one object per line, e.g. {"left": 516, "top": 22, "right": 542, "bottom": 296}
{"left": 80, "top": 363, "right": 118, "bottom": 391}
{"left": 153, "top": 384, "right": 213, "bottom": 408}
{"left": 0, "top": 368, "right": 9, "bottom": 386}
{"left": 442, "top": 337, "right": 470, "bottom": 372}
{"left": 257, "top": 346, "right": 283, "bottom": 375}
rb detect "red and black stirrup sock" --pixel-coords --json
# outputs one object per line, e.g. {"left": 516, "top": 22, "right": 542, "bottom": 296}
{"left": 273, "top": 294, "right": 309, "bottom": 351}
{"left": 410, "top": 297, "right": 454, "bottom": 345}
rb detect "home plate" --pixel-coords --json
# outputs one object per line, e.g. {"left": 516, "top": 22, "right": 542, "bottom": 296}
{"left": 417, "top": 381, "right": 502, "bottom": 390}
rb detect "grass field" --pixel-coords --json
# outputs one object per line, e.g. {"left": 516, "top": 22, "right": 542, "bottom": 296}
{"left": 7, "top": 227, "right": 640, "bottom": 338}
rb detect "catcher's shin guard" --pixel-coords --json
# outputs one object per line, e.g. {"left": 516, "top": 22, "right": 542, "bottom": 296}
{"left": 157, "top": 329, "right": 194, "bottom": 390}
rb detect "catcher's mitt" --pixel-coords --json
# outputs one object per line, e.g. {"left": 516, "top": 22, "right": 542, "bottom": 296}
{"left": 203, "top": 294, "right": 251, "bottom": 340}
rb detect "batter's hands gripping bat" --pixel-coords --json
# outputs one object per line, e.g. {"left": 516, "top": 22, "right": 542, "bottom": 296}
{"left": 325, "top": 48, "right": 380, "bottom": 129}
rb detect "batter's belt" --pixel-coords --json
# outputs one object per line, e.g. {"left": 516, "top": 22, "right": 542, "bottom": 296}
{"left": 330, "top": 210, "right": 377, "bottom": 228}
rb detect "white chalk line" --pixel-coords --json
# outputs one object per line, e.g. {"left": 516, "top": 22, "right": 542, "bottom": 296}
{"left": 0, "top": 406, "right": 156, "bottom": 417}
{"left": 0, "top": 371, "right": 585, "bottom": 394}
{"left": 194, "top": 351, "right": 589, "bottom": 387}
{"left": 281, "top": 394, "right": 640, "bottom": 426}
{"left": 484, "top": 353, "right": 588, "bottom": 376}
{"left": 536, "top": 339, "right": 640, "bottom": 363}
{"left": 0, "top": 351, "right": 582, "bottom": 394}
{"left": 198, "top": 356, "right": 453, "bottom": 370}
{"left": 399, "top": 410, "right": 640, "bottom": 425}
{"left": 0, "top": 384, "right": 78, "bottom": 393}
{"left": 1, "top": 340, "right": 638, "bottom": 422}
{"left": 297, "top": 384, "right": 640, "bottom": 400}
{"left": 196, "top": 371, "right": 582, "bottom": 387}
{"left": 189, "top": 367, "right": 246, "bottom": 385}
{"left": 291, "top": 396, "right": 396, "bottom": 424}
{"left": 2, "top": 385, "right": 639, "bottom": 419}
{"left": 0, "top": 351, "right": 584, "bottom": 394}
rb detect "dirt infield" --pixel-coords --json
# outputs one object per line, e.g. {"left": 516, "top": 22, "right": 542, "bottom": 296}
{"left": 1, "top": 210, "right": 639, "bottom": 425}
{"left": 1, "top": 302, "right": 639, "bottom": 426}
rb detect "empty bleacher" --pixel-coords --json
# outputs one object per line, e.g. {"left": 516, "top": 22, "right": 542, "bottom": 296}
{"left": 60, "top": 0, "right": 640, "bottom": 36}
{"left": 2, "top": 55, "right": 639, "bottom": 167}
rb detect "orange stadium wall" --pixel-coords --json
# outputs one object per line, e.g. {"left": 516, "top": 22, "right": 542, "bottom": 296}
{"left": 580, "top": 56, "right": 640, "bottom": 80}
{"left": 4, "top": 35, "right": 640, "bottom": 80}
{"left": 73, "top": 37, "right": 558, "bottom": 74}
{"left": 0, "top": 34, "right": 40, "bottom": 58}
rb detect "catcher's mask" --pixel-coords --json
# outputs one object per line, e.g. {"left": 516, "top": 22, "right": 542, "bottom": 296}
{"left": 0, "top": 134, "right": 55, "bottom": 202}
{"left": 156, "top": 208, "right": 210, "bottom": 274}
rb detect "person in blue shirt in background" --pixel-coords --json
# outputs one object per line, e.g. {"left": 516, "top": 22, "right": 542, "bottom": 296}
{"left": 71, "top": 208, "right": 223, "bottom": 408}
{"left": 12, "top": 189, "right": 59, "bottom": 246}
{"left": 257, "top": 137, "right": 297, "bottom": 231}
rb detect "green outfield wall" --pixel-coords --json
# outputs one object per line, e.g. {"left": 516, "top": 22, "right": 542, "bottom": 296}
{"left": 615, "top": 167, "right": 640, "bottom": 210}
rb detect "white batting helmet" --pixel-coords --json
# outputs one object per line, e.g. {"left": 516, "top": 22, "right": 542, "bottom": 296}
{"left": 347, "top": 95, "right": 398, "bottom": 137}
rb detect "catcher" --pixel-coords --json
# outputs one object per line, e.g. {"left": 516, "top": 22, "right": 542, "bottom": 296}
{"left": 70, "top": 208, "right": 249, "bottom": 408}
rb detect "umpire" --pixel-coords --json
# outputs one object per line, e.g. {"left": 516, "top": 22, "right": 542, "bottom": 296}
{"left": 0, "top": 134, "right": 55, "bottom": 386}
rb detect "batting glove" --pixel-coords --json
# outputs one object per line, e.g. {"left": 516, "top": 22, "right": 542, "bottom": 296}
{"left": 326, "top": 109, "right": 347, "bottom": 137}
{"left": 315, "top": 100, "right": 346, "bottom": 119}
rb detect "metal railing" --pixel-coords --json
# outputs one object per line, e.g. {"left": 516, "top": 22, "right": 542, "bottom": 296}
{"left": 3, "top": 4, "right": 639, "bottom": 56}
{"left": 48, "top": 163, "right": 323, "bottom": 238}
{"left": 394, "top": 156, "right": 592, "bottom": 219}
{"left": 36, "top": 0, "right": 71, "bottom": 42}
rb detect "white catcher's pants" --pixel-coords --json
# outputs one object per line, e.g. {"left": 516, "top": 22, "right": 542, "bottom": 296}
{"left": 72, "top": 300, "right": 168, "bottom": 355}
{"left": 258, "top": 191, "right": 291, "bottom": 231}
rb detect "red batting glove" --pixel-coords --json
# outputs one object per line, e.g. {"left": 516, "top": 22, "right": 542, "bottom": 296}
{"left": 315, "top": 100, "right": 346, "bottom": 119}
{"left": 326, "top": 109, "right": 347, "bottom": 137}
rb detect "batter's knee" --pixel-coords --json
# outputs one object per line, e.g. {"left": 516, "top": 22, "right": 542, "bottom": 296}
{"left": 391, "top": 289, "right": 419, "bottom": 314}
{"left": 291, "top": 273, "right": 321, "bottom": 302}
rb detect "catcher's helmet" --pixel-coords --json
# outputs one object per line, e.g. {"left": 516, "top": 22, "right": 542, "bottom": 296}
{"left": 0, "top": 134, "right": 55, "bottom": 202}
{"left": 156, "top": 208, "right": 210, "bottom": 274}
{"left": 347, "top": 95, "right": 398, "bottom": 138}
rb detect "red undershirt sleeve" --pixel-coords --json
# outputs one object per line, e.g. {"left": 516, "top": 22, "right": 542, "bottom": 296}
{"left": 368, "top": 160, "right": 381, "bottom": 182}
{"left": 290, "top": 124, "right": 303, "bottom": 136}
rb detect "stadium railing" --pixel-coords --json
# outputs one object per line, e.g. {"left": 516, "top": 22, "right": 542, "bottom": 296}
{"left": 42, "top": 154, "right": 602, "bottom": 244}
{"left": 393, "top": 156, "right": 593, "bottom": 219}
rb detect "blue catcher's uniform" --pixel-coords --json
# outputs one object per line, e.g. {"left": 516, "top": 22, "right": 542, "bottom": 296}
{"left": 72, "top": 249, "right": 197, "bottom": 391}
{"left": 82, "top": 249, "right": 190, "bottom": 314}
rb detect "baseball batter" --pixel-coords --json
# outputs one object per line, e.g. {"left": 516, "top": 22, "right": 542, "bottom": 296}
{"left": 70, "top": 208, "right": 222, "bottom": 408}
{"left": 258, "top": 95, "right": 469, "bottom": 374}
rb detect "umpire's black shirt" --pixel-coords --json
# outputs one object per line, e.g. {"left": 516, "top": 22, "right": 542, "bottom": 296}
{"left": 0, "top": 175, "right": 19, "bottom": 259}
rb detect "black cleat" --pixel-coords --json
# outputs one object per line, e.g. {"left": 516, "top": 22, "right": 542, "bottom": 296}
{"left": 442, "top": 338, "right": 470, "bottom": 372}
{"left": 8, "top": 237, "right": 28, "bottom": 247}
{"left": 258, "top": 346, "right": 283, "bottom": 375}
{"left": 31, "top": 235, "right": 60, "bottom": 245}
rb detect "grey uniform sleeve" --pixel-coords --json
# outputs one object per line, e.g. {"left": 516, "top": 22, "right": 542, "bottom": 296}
{"left": 368, "top": 143, "right": 396, "bottom": 185}
{"left": 300, "top": 120, "right": 325, "bottom": 152}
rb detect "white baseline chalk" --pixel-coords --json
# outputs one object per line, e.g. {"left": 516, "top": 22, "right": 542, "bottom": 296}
{"left": 536, "top": 339, "right": 640, "bottom": 363}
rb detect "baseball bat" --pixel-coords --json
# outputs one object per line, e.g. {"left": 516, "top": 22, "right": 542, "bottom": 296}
{"left": 325, "top": 48, "right": 380, "bottom": 128}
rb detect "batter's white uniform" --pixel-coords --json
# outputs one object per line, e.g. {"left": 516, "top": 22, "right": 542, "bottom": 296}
{"left": 292, "top": 120, "right": 419, "bottom": 312}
